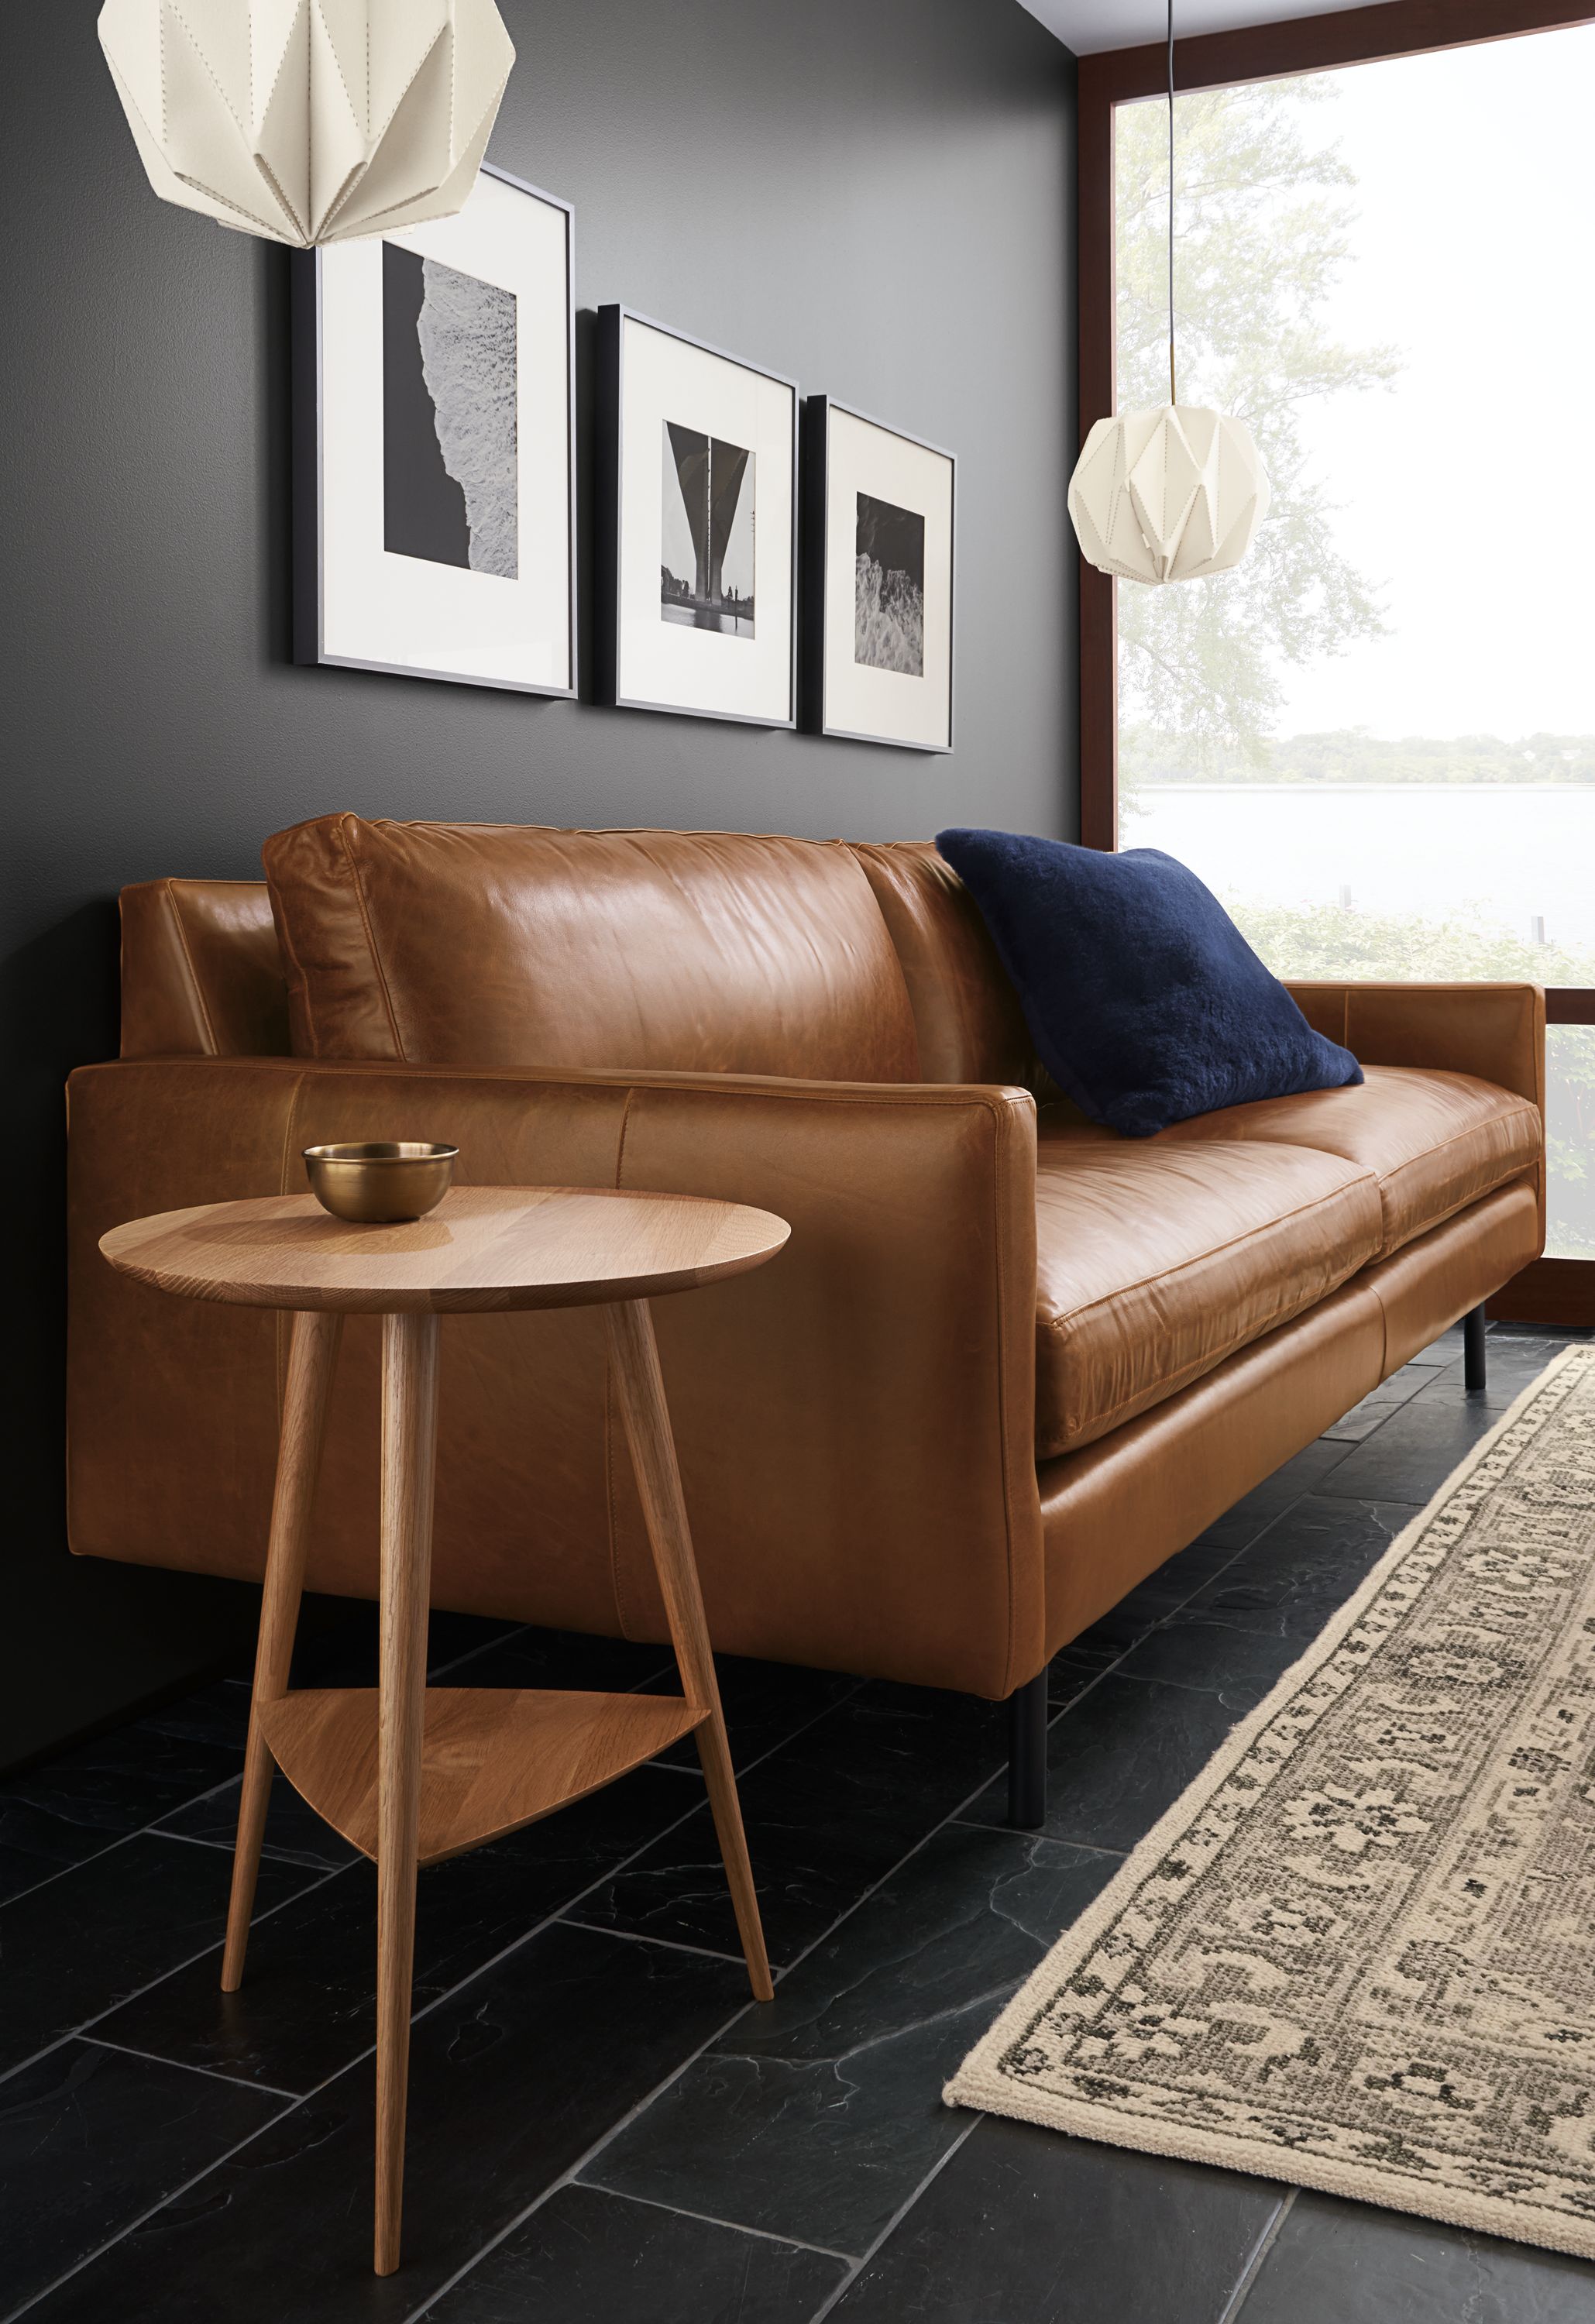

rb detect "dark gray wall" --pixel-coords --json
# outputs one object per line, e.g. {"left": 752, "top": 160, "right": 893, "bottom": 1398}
{"left": 1, "top": 0, "right": 1077, "bottom": 1768}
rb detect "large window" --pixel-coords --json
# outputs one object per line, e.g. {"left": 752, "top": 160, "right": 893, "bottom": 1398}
{"left": 1097, "top": 16, "right": 1595, "bottom": 1270}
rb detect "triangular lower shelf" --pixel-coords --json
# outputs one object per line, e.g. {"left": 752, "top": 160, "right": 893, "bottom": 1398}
{"left": 258, "top": 1686, "right": 706, "bottom": 1866}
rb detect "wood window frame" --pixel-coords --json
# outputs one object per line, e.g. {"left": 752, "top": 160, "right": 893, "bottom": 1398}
{"left": 1076, "top": 0, "right": 1595, "bottom": 1324}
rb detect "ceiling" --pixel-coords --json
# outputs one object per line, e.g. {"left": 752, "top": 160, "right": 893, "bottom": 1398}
{"left": 1022, "top": 0, "right": 1399, "bottom": 55}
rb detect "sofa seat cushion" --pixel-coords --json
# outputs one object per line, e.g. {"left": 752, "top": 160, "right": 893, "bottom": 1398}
{"left": 1033, "top": 1139, "right": 1383, "bottom": 1457}
{"left": 1144, "top": 1066, "right": 1542, "bottom": 1255}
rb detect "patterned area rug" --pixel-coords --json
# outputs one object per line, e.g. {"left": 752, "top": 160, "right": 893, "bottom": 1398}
{"left": 948, "top": 1346, "right": 1595, "bottom": 2260}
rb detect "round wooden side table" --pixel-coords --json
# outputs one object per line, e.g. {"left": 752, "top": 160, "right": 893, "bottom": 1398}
{"left": 101, "top": 1183, "right": 789, "bottom": 2277}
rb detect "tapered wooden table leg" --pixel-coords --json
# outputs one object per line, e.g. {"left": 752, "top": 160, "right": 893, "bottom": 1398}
{"left": 607, "top": 1300, "right": 773, "bottom": 2003}
{"left": 222, "top": 1309, "right": 343, "bottom": 1992}
{"left": 373, "top": 1310, "right": 441, "bottom": 2278}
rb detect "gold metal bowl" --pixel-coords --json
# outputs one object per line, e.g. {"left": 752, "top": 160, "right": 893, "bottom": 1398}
{"left": 302, "top": 1142, "right": 459, "bottom": 1225}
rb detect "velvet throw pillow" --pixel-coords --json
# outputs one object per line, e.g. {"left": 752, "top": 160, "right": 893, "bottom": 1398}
{"left": 935, "top": 828, "right": 1362, "bottom": 1136}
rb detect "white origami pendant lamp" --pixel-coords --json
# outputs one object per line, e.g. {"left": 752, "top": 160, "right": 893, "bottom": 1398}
{"left": 97, "top": 0, "right": 516, "bottom": 248}
{"left": 1069, "top": 404, "right": 1270, "bottom": 584}
{"left": 1067, "top": 0, "right": 1269, "bottom": 586}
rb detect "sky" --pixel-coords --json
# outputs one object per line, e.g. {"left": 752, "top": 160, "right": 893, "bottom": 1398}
{"left": 1150, "top": 26, "right": 1595, "bottom": 741}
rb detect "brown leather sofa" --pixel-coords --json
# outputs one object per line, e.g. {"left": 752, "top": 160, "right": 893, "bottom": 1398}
{"left": 66, "top": 817, "right": 1545, "bottom": 1824}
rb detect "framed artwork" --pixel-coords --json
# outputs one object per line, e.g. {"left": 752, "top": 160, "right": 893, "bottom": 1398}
{"left": 293, "top": 164, "right": 576, "bottom": 696}
{"left": 803, "top": 397, "right": 954, "bottom": 752}
{"left": 596, "top": 307, "right": 797, "bottom": 727}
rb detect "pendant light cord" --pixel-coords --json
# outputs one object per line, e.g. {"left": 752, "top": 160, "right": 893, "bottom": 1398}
{"left": 1167, "top": 0, "right": 1177, "bottom": 406}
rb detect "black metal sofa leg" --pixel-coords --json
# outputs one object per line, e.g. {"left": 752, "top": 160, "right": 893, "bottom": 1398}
{"left": 1008, "top": 1670, "right": 1049, "bottom": 1830}
{"left": 1463, "top": 1302, "right": 1488, "bottom": 1391}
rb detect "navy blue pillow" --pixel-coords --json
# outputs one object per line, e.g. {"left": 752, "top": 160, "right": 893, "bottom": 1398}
{"left": 935, "top": 828, "right": 1362, "bottom": 1136}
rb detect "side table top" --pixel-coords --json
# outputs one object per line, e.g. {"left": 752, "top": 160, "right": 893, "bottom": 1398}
{"left": 100, "top": 1184, "right": 790, "bottom": 1314}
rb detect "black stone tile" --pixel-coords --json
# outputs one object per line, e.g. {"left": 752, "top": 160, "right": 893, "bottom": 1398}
{"left": 1191, "top": 1436, "right": 1356, "bottom": 1552}
{"left": 156, "top": 1772, "right": 359, "bottom": 1869}
{"left": 586, "top": 1824, "right": 1119, "bottom": 2256}
{"left": 959, "top": 1675, "right": 1246, "bottom": 1851}
{"left": 1069, "top": 1532, "right": 1247, "bottom": 1666}
{"left": 1058, "top": 1439, "right": 1386, "bottom": 1675}
{"left": 828, "top": 2113, "right": 1281, "bottom": 2321}
{"left": 1047, "top": 1646, "right": 1106, "bottom": 1708}
{"left": 1238, "top": 2189, "right": 1595, "bottom": 2322}
{"left": 0, "top": 1835, "right": 315, "bottom": 2077}
{"left": 567, "top": 1683, "right": 1008, "bottom": 1968}
{"left": 0, "top": 1846, "right": 74, "bottom": 1909}
{"left": 1319, "top": 1368, "right": 1435, "bottom": 1443}
{"left": 22, "top": 1925, "right": 747, "bottom": 2324}
{"left": 1064, "top": 1587, "right": 1170, "bottom": 1660}
{"left": 101, "top": 1765, "right": 700, "bottom": 2092}
{"left": 1111, "top": 1614, "right": 1298, "bottom": 1707}
{"left": 0, "top": 1721, "right": 245, "bottom": 1898}
{"left": 1185, "top": 1495, "right": 1415, "bottom": 1642}
{"left": 414, "top": 2183, "right": 847, "bottom": 2322}
{"left": 1415, "top": 1335, "right": 1580, "bottom": 1413}
{"left": 642, "top": 1652, "right": 862, "bottom": 1772}
{"left": 137, "top": 1679, "right": 253, "bottom": 1752}
{"left": 0, "top": 2038, "right": 284, "bottom": 2316}
{"left": 1312, "top": 1393, "right": 1503, "bottom": 1503}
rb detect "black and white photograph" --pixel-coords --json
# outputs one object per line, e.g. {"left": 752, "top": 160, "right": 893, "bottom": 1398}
{"left": 294, "top": 165, "right": 575, "bottom": 696}
{"left": 383, "top": 245, "right": 519, "bottom": 580}
{"left": 661, "top": 425, "right": 755, "bottom": 637}
{"left": 854, "top": 490, "right": 924, "bottom": 676}
{"left": 598, "top": 307, "right": 796, "bottom": 726}
{"left": 804, "top": 397, "right": 954, "bottom": 750}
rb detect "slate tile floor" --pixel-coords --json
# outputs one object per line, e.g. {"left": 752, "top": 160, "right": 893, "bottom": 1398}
{"left": 4, "top": 1322, "right": 1594, "bottom": 2321}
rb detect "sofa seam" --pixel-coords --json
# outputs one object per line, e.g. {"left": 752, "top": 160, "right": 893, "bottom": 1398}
{"left": 334, "top": 816, "right": 407, "bottom": 1063}
{"left": 266, "top": 867, "right": 318, "bottom": 1061}
{"left": 163, "top": 885, "right": 219, "bottom": 1057}
{"left": 841, "top": 839, "right": 925, "bottom": 1081}
{"left": 72, "top": 1062, "right": 1035, "bottom": 1132}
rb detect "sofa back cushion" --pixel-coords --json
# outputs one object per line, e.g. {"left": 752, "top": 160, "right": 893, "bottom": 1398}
{"left": 263, "top": 815, "right": 922, "bottom": 1081}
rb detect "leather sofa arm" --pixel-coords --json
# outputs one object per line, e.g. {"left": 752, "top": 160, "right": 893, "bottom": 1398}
{"left": 1286, "top": 982, "right": 1545, "bottom": 1113}
{"left": 67, "top": 1056, "right": 1044, "bottom": 1700}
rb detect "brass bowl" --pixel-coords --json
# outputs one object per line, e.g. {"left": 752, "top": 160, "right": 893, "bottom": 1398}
{"left": 302, "top": 1141, "right": 459, "bottom": 1225}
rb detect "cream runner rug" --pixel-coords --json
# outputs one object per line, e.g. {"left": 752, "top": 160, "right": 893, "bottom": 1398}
{"left": 948, "top": 1346, "right": 1595, "bottom": 2260}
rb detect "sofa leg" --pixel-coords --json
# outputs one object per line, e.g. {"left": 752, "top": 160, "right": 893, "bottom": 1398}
{"left": 1007, "top": 1671, "right": 1049, "bottom": 1831}
{"left": 1463, "top": 1303, "right": 1488, "bottom": 1391}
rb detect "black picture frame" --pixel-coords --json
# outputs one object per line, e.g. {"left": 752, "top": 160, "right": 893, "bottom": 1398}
{"left": 596, "top": 304, "right": 799, "bottom": 729}
{"left": 802, "top": 394, "right": 956, "bottom": 754}
{"left": 292, "top": 162, "right": 577, "bottom": 698}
